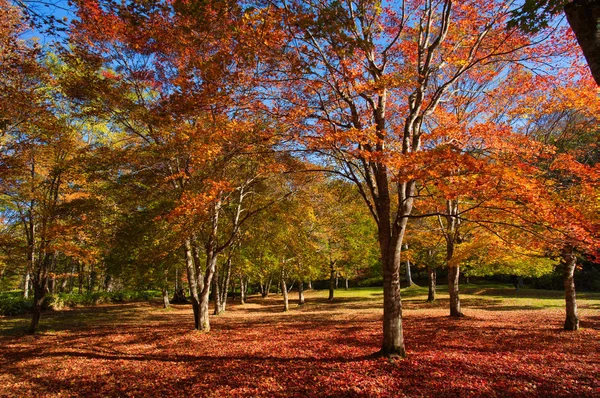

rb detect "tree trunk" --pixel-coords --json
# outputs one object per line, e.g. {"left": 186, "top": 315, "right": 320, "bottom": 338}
{"left": 427, "top": 267, "right": 436, "bottom": 302}
{"left": 78, "top": 262, "right": 84, "bottom": 294}
{"left": 298, "top": 280, "right": 305, "bottom": 305}
{"left": 405, "top": 260, "right": 413, "bottom": 286}
{"left": 29, "top": 252, "right": 52, "bottom": 333}
{"left": 198, "top": 252, "right": 218, "bottom": 332}
{"left": 29, "top": 283, "right": 44, "bottom": 333}
{"left": 218, "top": 257, "right": 232, "bottom": 313}
{"left": 184, "top": 238, "right": 200, "bottom": 329}
{"left": 162, "top": 287, "right": 170, "bottom": 309}
{"left": 448, "top": 265, "right": 462, "bottom": 317}
{"left": 308, "top": 279, "right": 312, "bottom": 289}
{"left": 564, "top": 0, "right": 600, "bottom": 85}
{"left": 213, "top": 267, "right": 222, "bottom": 315}
{"left": 345, "top": 277, "right": 349, "bottom": 290}
{"left": 281, "top": 270, "right": 288, "bottom": 312}
{"left": 328, "top": 261, "right": 335, "bottom": 301}
{"left": 103, "top": 273, "right": 113, "bottom": 292}
{"left": 23, "top": 272, "right": 30, "bottom": 299}
{"left": 562, "top": 247, "right": 579, "bottom": 331}
{"left": 89, "top": 263, "right": 97, "bottom": 292}
{"left": 240, "top": 275, "right": 246, "bottom": 304}
{"left": 60, "top": 272, "right": 68, "bottom": 292}
{"left": 380, "top": 230, "right": 406, "bottom": 358}
{"left": 68, "top": 260, "right": 76, "bottom": 293}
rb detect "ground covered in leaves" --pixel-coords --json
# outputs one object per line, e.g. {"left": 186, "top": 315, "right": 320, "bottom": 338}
{"left": 1, "top": 285, "right": 599, "bottom": 397}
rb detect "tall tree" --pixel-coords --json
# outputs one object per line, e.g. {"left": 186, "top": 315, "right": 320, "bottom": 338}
{"left": 274, "top": 0, "right": 558, "bottom": 357}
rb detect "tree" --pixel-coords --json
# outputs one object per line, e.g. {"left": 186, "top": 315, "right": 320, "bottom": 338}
{"left": 273, "top": 0, "right": 562, "bottom": 357}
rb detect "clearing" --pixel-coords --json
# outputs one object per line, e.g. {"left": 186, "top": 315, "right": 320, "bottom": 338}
{"left": 1, "top": 285, "right": 599, "bottom": 397}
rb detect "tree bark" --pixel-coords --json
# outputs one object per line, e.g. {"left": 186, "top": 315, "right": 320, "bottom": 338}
{"left": 405, "top": 260, "right": 413, "bottom": 286}
{"left": 298, "top": 280, "right": 305, "bottom": 305}
{"left": 23, "top": 272, "right": 30, "bottom": 299}
{"left": 240, "top": 275, "right": 247, "bottom": 304}
{"left": 184, "top": 238, "right": 200, "bottom": 329}
{"left": 562, "top": 247, "right": 579, "bottom": 331}
{"left": 219, "top": 257, "right": 232, "bottom": 312}
{"left": 198, "top": 251, "right": 218, "bottom": 332}
{"left": 308, "top": 279, "right": 312, "bottom": 289}
{"left": 213, "top": 266, "right": 222, "bottom": 315}
{"left": 77, "top": 262, "right": 84, "bottom": 294}
{"left": 427, "top": 267, "right": 436, "bottom": 302}
{"left": 328, "top": 261, "right": 335, "bottom": 301}
{"left": 564, "top": 0, "right": 600, "bottom": 85}
{"left": 29, "top": 252, "right": 52, "bottom": 333}
{"left": 345, "top": 277, "right": 349, "bottom": 290}
{"left": 448, "top": 265, "right": 462, "bottom": 317}
{"left": 162, "top": 287, "right": 170, "bottom": 309}
{"left": 281, "top": 270, "right": 289, "bottom": 312}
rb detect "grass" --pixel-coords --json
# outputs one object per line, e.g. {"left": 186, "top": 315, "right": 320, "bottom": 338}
{"left": 0, "top": 283, "right": 598, "bottom": 397}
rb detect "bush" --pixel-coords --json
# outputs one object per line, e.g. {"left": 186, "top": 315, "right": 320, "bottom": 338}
{"left": 0, "top": 291, "right": 32, "bottom": 316}
{"left": 0, "top": 290, "right": 163, "bottom": 315}
{"left": 356, "top": 276, "right": 383, "bottom": 287}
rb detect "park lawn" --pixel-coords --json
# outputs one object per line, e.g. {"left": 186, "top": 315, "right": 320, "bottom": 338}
{"left": 0, "top": 285, "right": 598, "bottom": 397}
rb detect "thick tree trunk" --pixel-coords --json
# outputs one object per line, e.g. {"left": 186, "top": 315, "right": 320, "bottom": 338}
{"left": 29, "top": 283, "right": 44, "bottom": 333}
{"left": 564, "top": 0, "right": 600, "bottom": 85}
{"left": 328, "top": 261, "right": 335, "bottom": 301}
{"left": 380, "top": 235, "right": 405, "bottom": 358}
{"left": 29, "top": 253, "right": 51, "bottom": 333}
{"left": 307, "top": 279, "right": 312, "bottom": 289}
{"left": 562, "top": 248, "right": 579, "bottom": 331}
{"left": 103, "top": 273, "right": 113, "bottom": 292}
{"left": 184, "top": 238, "right": 200, "bottom": 329}
{"left": 281, "top": 271, "right": 288, "bottom": 312}
{"left": 448, "top": 265, "right": 462, "bottom": 317}
{"left": 345, "top": 277, "right": 349, "bottom": 290}
{"left": 377, "top": 180, "right": 412, "bottom": 359}
{"left": 427, "top": 267, "right": 436, "bottom": 302}
{"left": 298, "top": 280, "right": 305, "bottom": 305}
{"left": 198, "top": 253, "right": 218, "bottom": 332}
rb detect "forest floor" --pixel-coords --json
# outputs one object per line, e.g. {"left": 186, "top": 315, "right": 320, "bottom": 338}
{"left": 0, "top": 284, "right": 599, "bottom": 397}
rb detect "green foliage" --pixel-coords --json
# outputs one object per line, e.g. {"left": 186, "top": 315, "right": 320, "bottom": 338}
{"left": 356, "top": 276, "right": 383, "bottom": 287}
{"left": 0, "top": 290, "right": 161, "bottom": 316}
{"left": 507, "top": 0, "right": 567, "bottom": 33}
{"left": 48, "top": 290, "right": 161, "bottom": 309}
{"left": 0, "top": 291, "right": 32, "bottom": 316}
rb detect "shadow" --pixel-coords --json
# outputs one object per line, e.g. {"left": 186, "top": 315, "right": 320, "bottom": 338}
{"left": 1, "top": 291, "right": 599, "bottom": 397}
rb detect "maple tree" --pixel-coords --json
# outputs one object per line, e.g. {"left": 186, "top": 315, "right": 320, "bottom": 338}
{"left": 267, "top": 0, "right": 576, "bottom": 357}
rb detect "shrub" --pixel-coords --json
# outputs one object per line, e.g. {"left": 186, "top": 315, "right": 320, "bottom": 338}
{"left": 0, "top": 291, "right": 32, "bottom": 316}
{"left": 356, "top": 276, "right": 383, "bottom": 287}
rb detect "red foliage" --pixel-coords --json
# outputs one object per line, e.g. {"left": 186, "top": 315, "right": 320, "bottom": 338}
{"left": 0, "top": 297, "right": 598, "bottom": 397}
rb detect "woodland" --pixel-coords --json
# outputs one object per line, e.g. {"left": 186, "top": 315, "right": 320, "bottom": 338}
{"left": 0, "top": 0, "right": 598, "bottom": 396}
